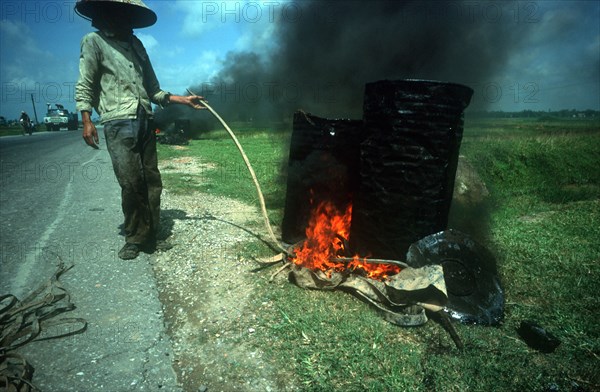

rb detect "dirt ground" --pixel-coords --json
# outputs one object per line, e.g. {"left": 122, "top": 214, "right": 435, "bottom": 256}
{"left": 153, "top": 157, "right": 294, "bottom": 392}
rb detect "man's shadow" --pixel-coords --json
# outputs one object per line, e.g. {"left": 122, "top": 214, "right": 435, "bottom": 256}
{"left": 117, "top": 209, "right": 198, "bottom": 243}
{"left": 118, "top": 209, "right": 281, "bottom": 256}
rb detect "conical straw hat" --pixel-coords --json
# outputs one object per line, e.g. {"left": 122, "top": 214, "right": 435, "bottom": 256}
{"left": 75, "top": 0, "right": 157, "bottom": 28}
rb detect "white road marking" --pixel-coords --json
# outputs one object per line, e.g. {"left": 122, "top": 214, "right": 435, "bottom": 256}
{"left": 10, "top": 151, "right": 102, "bottom": 296}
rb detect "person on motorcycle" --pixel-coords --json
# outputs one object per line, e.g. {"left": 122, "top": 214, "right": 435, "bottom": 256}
{"left": 19, "top": 111, "right": 33, "bottom": 135}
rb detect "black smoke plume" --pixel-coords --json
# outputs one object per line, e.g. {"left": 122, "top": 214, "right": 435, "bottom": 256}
{"left": 158, "top": 0, "right": 532, "bottom": 127}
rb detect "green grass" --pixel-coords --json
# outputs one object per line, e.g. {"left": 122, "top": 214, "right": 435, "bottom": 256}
{"left": 157, "top": 118, "right": 600, "bottom": 391}
{"left": 0, "top": 125, "right": 26, "bottom": 137}
{"left": 158, "top": 127, "right": 289, "bottom": 223}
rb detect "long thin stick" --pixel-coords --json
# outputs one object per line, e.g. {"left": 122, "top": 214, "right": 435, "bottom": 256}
{"left": 187, "top": 88, "right": 289, "bottom": 256}
{"left": 437, "top": 311, "right": 464, "bottom": 350}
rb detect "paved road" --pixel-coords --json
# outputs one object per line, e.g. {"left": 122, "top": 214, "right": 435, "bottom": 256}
{"left": 0, "top": 130, "right": 181, "bottom": 391}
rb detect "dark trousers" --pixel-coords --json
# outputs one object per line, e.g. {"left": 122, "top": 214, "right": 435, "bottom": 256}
{"left": 104, "top": 108, "right": 162, "bottom": 245}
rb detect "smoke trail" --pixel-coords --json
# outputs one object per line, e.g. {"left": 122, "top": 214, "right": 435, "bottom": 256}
{"left": 160, "top": 0, "right": 534, "bottom": 126}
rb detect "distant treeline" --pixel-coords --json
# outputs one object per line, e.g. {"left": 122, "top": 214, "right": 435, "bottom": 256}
{"left": 468, "top": 109, "right": 599, "bottom": 119}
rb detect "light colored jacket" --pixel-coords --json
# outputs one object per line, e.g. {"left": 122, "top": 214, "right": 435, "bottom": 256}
{"left": 75, "top": 31, "right": 170, "bottom": 123}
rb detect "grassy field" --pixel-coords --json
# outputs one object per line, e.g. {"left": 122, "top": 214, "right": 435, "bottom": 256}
{"left": 0, "top": 125, "right": 27, "bottom": 137}
{"left": 157, "top": 117, "right": 600, "bottom": 391}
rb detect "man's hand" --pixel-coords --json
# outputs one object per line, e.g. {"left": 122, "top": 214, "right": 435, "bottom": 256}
{"left": 81, "top": 111, "right": 99, "bottom": 149}
{"left": 83, "top": 122, "right": 100, "bottom": 149}
{"left": 170, "top": 94, "right": 207, "bottom": 110}
{"left": 187, "top": 95, "right": 207, "bottom": 110}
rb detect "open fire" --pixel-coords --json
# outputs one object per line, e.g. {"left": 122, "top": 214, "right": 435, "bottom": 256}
{"left": 286, "top": 198, "right": 449, "bottom": 330}
{"left": 290, "top": 200, "right": 401, "bottom": 280}
{"left": 282, "top": 80, "right": 501, "bottom": 328}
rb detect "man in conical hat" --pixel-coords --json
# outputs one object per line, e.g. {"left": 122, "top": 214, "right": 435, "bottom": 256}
{"left": 75, "top": 0, "right": 205, "bottom": 260}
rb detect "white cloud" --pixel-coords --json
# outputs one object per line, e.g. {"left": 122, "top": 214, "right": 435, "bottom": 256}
{"left": 586, "top": 33, "right": 600, "bottom": 57}
{"left": 0, "top": 20, "right": 47, "bottom": 59}
{"left": 154, "top": 50, "right": 222, "bottom": 95}
{"left": 0, "top": 19, "right": 20, "bottom": 35}
{"left": 234, "top": 13, "right": 277, "bottom": 54}
{"left": 175, "top": 0, "right": 290, "bottom": 38}
{"left": 0, "top": 20, "right": 54, "bottom": 88}
{"left": 136, "top": 32, "right": 159, "bottom": 53}
{"left": 176, "top": 0, "right": 223, "bottom": 36}
{"left": 163, "top": 46, "right": 185, "bottom": 58}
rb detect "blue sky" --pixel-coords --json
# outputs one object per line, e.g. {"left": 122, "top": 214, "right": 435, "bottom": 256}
{"left": 0, "top": 0, "right": 599, "bottom": 122}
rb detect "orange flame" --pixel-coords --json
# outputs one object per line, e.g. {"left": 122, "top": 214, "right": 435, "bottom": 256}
{"left": 291, "top": 201, "right": 401, "bottom": 280}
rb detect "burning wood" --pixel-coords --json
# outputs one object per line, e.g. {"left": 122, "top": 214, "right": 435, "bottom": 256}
{"left": 289, "top": 201, "right": 402, "bottom": 280}
{"left": 286, "top": 199, "right": 449, "bottom": 328}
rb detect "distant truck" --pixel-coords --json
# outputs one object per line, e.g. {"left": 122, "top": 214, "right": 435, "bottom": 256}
{"left": 44, "top": 104, "right": 78, "bottom": 131}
